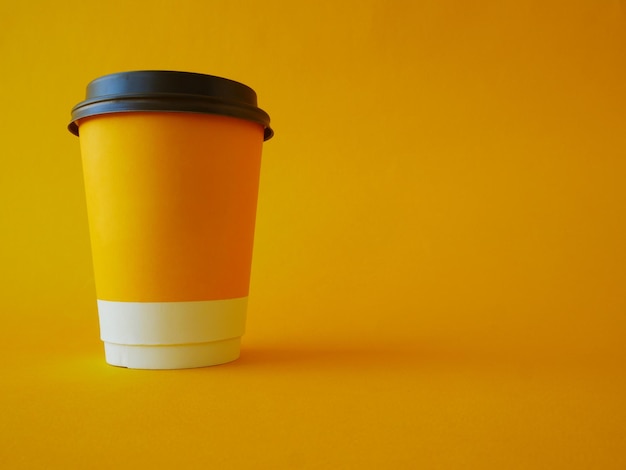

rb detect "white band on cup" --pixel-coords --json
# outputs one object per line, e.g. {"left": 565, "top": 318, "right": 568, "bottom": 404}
{"left": 97, "top": 297, "right": 248, "bottom": 346}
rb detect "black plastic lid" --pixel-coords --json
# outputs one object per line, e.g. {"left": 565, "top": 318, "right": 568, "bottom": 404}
{"left": 68, "top": 70, "right": 273, "bottom": 140}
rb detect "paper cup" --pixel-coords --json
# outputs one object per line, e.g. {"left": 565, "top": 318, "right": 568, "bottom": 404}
{"left": 69, "top": 71, "right": 273, "bottom": 369}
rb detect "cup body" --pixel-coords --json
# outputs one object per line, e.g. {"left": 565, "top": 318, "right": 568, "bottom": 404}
{"left": 78, "top": 110, "right": 265, "bottom": 368}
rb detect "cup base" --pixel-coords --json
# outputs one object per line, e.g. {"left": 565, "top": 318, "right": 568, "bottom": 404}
{"left": 103, "top": 337, "right": 241, "bottom": 369}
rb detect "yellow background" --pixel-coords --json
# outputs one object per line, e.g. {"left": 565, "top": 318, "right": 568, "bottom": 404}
{"left": 1, "top": 0, "right": 625, "bottom": 468}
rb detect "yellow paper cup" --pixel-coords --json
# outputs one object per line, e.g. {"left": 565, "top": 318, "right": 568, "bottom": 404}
{"left": 69, "top": 71, "right": 273, "bottom": 369}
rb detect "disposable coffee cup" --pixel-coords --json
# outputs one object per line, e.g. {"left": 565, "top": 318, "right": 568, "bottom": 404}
{"left": 69, "top": 71, "right": 273, "bottom": 369}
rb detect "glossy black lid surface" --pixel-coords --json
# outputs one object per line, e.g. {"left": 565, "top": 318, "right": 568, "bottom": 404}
{"left": 69, "top": 71, "right": 273, "bottom": 140}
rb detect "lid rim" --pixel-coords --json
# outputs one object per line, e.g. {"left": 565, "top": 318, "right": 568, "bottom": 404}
{"left": 68, "top": 102, "right": 273, "bottom": 140}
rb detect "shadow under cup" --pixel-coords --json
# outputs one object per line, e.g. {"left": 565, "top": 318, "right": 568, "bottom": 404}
{"left": 69, "top": 71, "right": 273, "bottom": 369}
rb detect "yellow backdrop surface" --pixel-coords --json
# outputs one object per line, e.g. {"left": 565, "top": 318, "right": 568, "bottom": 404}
{"left": 1, "top": 0, "right": 625, "bottom": 468}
